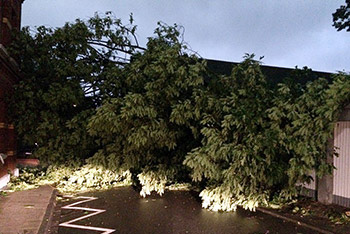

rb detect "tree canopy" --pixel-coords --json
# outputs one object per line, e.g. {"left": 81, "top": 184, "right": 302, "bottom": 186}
{"left": 333, "top": 0, "right": 350, "bottom": 31}
{"left": 9, "top": 12, "right": 144, "bottom": 163}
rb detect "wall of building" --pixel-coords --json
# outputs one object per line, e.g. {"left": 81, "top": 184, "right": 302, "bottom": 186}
{"left": 307, "top": 104, "right": 350, "bottom": 208}
{"left": 332, "top": 105, "right": 350, "bottom": 207}
{"left": 0, "top": 0, "right": 22, "bottom": 46}
{"left": 0, "top": 0, "right": 23, "bottom": 189}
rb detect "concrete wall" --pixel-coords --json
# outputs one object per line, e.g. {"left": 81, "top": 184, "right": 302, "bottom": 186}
{"left": 299, "top": 170, "right": 317, "bottom": 199}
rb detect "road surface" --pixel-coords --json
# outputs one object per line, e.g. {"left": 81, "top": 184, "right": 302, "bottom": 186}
{"left": 56, "top": 186, "right": 316, "bottom": 234}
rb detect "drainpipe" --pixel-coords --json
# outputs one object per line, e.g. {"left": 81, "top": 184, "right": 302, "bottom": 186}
{"left": 0, "top": 153, "right": 7, "bottom": 165}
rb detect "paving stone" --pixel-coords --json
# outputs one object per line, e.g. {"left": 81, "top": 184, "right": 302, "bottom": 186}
{"left": 0, "top": 185, "right": 56, "bottom": 234}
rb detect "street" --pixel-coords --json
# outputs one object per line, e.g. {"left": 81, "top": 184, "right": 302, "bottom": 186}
{"left": 56, "top": 186, "right": 315, "bottom": 234}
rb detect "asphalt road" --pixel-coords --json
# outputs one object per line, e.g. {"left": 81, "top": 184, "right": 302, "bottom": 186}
{"left": 56, "top": 186, "right": 316, "bottom": 234}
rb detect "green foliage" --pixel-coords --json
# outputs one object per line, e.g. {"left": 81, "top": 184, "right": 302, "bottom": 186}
{"left": 87, "top": 23, "right": 206, "bottom": 195}
{"left": 47, "top": 164, "right": 131, "bottom": 193}
{"left": 184, "top": 56, "right": 274, "bottom": 211}
{"left": 292, "top": 205, "right": 313, "bottom": 216}
{"left": 0, "top": 191, "right": 7, "bottom": 197}
{"left": 326, "top": 209, "right": 350, "bottom": 225}
{"left": 333, "top": 0, "right": 350, "bottom": 32}
{"left": 185, "top": 57, "right": 350, "bottom": 211}
{"left": 8, "top": 167, "right": 47, "bottom": 191}
{"left": 138, "top": 169, "right": 168, "bottom": 197}
{"left": 9, "top": 12, "right": 143, "bottom": 164}
{"left": 8, "top": 165, "right": 131, "bottom": 193}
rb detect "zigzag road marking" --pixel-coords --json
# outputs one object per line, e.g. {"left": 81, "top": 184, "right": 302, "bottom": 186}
{"left": 59, "top": 196, "right": 116, "bottom": 234}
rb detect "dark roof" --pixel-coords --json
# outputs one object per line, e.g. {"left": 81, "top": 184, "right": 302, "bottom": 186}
{"left": 205, "top": 59, "right": 333, "bottom": 86}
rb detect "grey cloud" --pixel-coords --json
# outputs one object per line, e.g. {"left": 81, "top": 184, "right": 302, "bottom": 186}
{"left": 22, "top": 0, "right": 349, "bottom": 72}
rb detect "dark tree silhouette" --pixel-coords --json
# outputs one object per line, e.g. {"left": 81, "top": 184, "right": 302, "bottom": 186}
{"left": 333, "top": 0, "right": 350, "bottom": 31}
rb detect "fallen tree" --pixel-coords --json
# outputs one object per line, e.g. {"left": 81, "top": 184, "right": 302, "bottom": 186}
{"left": 9, "top": 13, "right": 350, "bottom": 211}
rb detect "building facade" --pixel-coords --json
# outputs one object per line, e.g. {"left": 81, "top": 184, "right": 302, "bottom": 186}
{"left": 0, "top": 0, "right": 23, "bottom": 189}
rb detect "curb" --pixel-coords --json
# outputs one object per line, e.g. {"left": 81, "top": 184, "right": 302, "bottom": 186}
{"left": 256, "top": 207, "right": 335, "bottom": 234}
{"left": 38, "top": 185, "right": 58, "bottom": 234}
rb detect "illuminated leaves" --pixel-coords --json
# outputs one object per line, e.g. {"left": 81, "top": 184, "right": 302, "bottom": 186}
{"left": 185, "top": 59, "right": 350, "bottom": 211}
{"left": 87, "top": 23, "right": 206, "bottom": 196}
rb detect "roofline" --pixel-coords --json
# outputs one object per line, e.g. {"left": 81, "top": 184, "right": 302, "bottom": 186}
{"left": 205, "top": 58, "right": 334, "bottom": 76}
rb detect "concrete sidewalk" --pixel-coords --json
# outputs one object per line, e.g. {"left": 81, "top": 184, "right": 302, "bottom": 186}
{"left": 0, "top": 185, "right": 57, "bottom": 234}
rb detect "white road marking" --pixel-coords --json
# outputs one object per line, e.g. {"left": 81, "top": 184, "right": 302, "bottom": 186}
{"left": 59, "top": 196, "right": 116, "bottom": 234}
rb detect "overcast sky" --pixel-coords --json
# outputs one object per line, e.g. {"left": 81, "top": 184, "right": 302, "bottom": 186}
{"left": 22, "top": 0, "right": 349, "bottom": 73}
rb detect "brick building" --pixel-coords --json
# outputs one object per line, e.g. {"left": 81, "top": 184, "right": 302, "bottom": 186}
{"left": 0, "top": 0, "right": 24, "bottom": 189}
